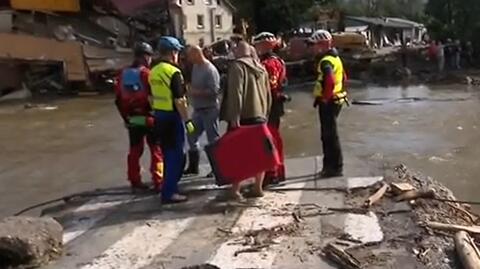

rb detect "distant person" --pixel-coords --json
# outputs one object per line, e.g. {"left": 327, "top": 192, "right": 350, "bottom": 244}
{"left": 465, "top": 41, "right": 475, "bottom": 67}
{"left": 183, "top": 46, "right": 221, "bottom": 177}
{"left": 445, "top": 38, "right": 453, "bottom": 69}
{"left": 309, "top": 30, "right": 347, "bottom": 178}
{"left": 114, "top": 42, "right": 163, "bottom": 192}
{"left": 453, "top": 39, "right": 462, "bottom": 69}
{"left": 149, "top": 36, "right": 195, "bottom": 204}
{"left": 220, "top": 41, "right": 272, "bottom": 200}
{"left": 253, "top": 32, "right": 289, "bottom": 185}
{"left": 437, "top": 41, "right": 445, "bottom": 73}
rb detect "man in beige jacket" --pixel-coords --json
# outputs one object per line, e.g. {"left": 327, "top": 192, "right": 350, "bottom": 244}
{"left": 220, "top": 41, "right": 272, "bottom": 200}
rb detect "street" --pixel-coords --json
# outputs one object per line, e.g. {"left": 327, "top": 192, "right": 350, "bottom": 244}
{"left": 1, "top": 83, "right": 480, "bottom": 268}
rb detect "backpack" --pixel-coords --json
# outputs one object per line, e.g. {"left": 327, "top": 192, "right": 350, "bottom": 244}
{"left": 121, "top": 68, "right": 145, "bottom": 92}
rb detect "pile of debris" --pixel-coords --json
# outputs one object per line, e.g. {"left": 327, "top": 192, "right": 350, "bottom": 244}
{"left": 322, "top": 164, "right": 480, "bottom": 269}
{"left": 0, "top": 0, "right": 176, "bottom": 101}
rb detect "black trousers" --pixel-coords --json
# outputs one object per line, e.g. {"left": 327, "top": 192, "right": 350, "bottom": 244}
{"left": 318, "top": 102, "right": 343, "bottom": 173}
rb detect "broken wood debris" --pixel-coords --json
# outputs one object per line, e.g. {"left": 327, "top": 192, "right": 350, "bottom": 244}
{"left": 323, "top": 242, "right": 362, "bottom": 269}
{"left": 395, "top": 189, "right": 436, "bottom": 202}
{"left": 364, "top": 183, "right": 389, "bottom": 207}
{"left": 454, "top": 231, "right": 480, "bottom": 269}
{"left": 390, "top": 182, "right": 415, "bottom": 194}
{"left": 233, "top": 244, "right": 270, "bottom": 256}
{"left": 424, "top": 221, "right": 480, "bottom": 235}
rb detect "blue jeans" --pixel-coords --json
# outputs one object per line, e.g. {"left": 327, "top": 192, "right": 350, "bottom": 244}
{"left": 154, "top": 111, "right": 185, "bottom": 200}
{"left": 187, "top": 107, "right": 220, "bottom": 151}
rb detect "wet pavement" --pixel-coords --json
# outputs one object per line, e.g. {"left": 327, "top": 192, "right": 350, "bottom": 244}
{"left": 1, "top": 83, "right": 480, "bottom": 218}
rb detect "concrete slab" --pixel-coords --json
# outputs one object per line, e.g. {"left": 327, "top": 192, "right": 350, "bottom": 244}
{"left": 344, "top": 212, "right": 384, "bottom": 245}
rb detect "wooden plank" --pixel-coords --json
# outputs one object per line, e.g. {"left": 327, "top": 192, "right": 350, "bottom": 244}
{"left": 426, "top": 222, "right": 480, "bottom": 235}
{"left": 455, "top": 231, "right": 480, "bottom": 269}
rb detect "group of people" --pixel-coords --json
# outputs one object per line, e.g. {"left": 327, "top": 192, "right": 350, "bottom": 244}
{"left": 428, "top": 39, "right": 475, "bottom": 72}
{"left": 114, "top": 29, "right": 347, "bottom": 203}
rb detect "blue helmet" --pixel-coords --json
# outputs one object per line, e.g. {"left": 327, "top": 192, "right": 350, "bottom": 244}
{"left": 158, "top": 36, "right": 184, "bottom": 52}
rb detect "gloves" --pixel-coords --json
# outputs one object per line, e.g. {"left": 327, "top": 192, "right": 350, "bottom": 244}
{"left": 185, "top": 120, "right": 195, "bottom": 134}
{"left": 128, "top": 116, "right": 147, "bottom": 127}
{"left": 313, "top": 98, "right": 322, "bottom": 108}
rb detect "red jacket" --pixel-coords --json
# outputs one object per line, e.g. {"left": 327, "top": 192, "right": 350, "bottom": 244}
{"left": 261, "top": 53, "right": 287, "bottom": 99}
{"left": 114, "top": 65, "right": 151, "bottom": 121}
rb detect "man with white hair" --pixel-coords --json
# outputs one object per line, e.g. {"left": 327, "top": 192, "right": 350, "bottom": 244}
{"left": 309, "top": 30, "right": 348, "bottom": 178}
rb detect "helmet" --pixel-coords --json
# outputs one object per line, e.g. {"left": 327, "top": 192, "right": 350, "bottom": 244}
{"left": 158, "top": 36, "right": 184, "bottom": 52}
{"left": 253, "top": 32, "right": 278, "bottom": 50}
{"left": 308, "top": 30, "right": 333, "bottom": 44}
{"left": 134, "top": 42, "right": 154, "bottom": 56}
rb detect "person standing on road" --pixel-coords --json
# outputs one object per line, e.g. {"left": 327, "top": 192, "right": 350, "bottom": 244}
{"left": 220, "top": 41, "right": 272, "bottom": 200}
{"left": 114, "top": 42, "right": 164, "bottom": 192}
{"left": 253, "top": 32, "right": 289, "bottom": 185}
{"left": 437, "top": 41, "right": 445, "bottom": 73}
{"left": 183, "top": 46, "right": 221, "bottom": 176}
{"left": 309, "top": 30, "right": 347, "bottom": 178}
{"left": 465, "top": 41, "right": 475, "bottom": 67}
{"left": 149, "top": 36, "right": 195, "bottom": 204}
{"left": 454, "top": 39, "right": 462, "bottom": 69}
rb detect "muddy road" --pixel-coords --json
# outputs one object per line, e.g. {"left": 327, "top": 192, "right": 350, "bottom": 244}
{"left": 1, "top": 83, "right": 480, "bottom": 218}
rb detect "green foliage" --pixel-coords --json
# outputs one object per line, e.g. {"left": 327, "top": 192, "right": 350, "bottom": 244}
{"left": 425, "top": 0, "right": 480, "bottom": 42}
{"left": 231, "top": 0, "right": 316, "bottom": 33}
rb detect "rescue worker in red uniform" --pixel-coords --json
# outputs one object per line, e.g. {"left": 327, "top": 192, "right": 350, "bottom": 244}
{"left": 253, "top": 32, "right": 289, "bottom": 185}
{"left": 309, "top": 30, "right": 348, "bottom": 178}
{"left": 115, "top": 42, "right": 164, "bottom": 191}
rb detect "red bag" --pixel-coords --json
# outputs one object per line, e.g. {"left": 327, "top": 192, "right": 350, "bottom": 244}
{"left": 206, "top": 124, "right": 280, "bottom": 185}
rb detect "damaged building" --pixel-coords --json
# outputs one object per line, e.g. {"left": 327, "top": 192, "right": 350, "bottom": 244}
{"left": 0, "top": 0, "right": 186, "bottom": 100}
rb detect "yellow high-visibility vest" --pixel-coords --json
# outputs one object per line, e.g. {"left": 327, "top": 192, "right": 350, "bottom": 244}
{"left": 313, "top": 55, "right": 347, "bottom": 102}
{"left": 149, "top": 62, "right": 181, "bottom": 111}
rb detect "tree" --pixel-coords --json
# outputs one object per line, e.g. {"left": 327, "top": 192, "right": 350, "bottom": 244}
{"left": 231, "top": 0, "right": 316, "bottom": 33}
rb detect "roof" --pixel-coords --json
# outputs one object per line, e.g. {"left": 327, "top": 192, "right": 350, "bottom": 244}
{"left": 222, "top": 0, "right": 236, "bottom": 12}
{"left": 108, "top": 0, "right": 167, "bottom": 15}
{"left": 386, "top": 17, "right": 425, "bottom": 28}
{"left": 346, "top": 16, "right": 417, "bottom": 29}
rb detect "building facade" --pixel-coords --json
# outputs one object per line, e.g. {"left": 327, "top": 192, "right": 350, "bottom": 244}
{"left": 176, "top": 0, "right": 234, "bottom": 46}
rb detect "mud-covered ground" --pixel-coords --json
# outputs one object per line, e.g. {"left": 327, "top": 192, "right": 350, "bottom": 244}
{"left": 1, "top": 83, "right": 480, "bottom": 219}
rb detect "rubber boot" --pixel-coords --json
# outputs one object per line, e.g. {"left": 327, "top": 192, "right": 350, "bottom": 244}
{"left": 183, "top": 150, "right": 200, "bottom": 175}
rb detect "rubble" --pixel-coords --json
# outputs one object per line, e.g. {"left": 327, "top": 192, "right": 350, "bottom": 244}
{"left": 0, "top": 217, "right": 63, "bottom": 268}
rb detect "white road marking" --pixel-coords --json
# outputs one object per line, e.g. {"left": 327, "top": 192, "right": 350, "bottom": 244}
{"left": 347, "top": 176, "right": 384, "bottom": 189}
{"left": 62, "top": 196, "right": 134, "bottom": 244}
{"left": 207, "top": 182, "right": 307, "bottom": 269}
{"left": 80, "top": 213, "right": 195, "bottom": 269}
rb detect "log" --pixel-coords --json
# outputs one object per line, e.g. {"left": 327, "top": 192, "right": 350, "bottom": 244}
{"left": 425, "top": 222, "right": 480, "bottom": 235}
{"left": 365, "top": 183, "right": 389, "bottom": 207}
{"left": 395, "top": 189, "right": 435, "bottom": 202}
{"left": 454, "top": 231, "right": 480, "bottom": 269}
{"left": 324, "top": 243, "right": 361, "bottom": 269}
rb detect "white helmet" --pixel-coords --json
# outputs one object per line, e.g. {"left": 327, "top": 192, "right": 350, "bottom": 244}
{"left": 308, "top": 29, "right": 333, "bottom": 43}
{"left": 253, "top": 32, "right": 277, "bottom": 44}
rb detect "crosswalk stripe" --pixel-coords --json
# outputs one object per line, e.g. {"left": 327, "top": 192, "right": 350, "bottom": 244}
{"left": 207, "top": 182, "right": 307, "bottom": 269}
{"left": 62, "top": 195, "right": 135, "bottom": 244}
{"left": 79, "top": 212, "right": 196, "bottom": 269}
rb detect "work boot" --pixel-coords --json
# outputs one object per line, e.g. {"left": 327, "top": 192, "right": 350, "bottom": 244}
{"left": 162, "top": 193, "right": 188, "bottom": 204}
{"left": 183, "top": 150, "right": 200, "bottom": 175}
{"left": 319, "top": 170, "right": 343, "bottom": 179}
{"left": 130, "top": 182, "right": 150, "bottom": 193}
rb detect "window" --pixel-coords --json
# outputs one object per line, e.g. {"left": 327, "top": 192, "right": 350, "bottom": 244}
{"left": 205, "top": 0, "right": 213, "bottom": 5}
{"left": 197, "top": 14, "right": 205, "bottom": 29}
{"left": 187, "top": 0, "right": 194, "bottom": 5}
{"left": 183, "top": 15, "right": 187, "bottom": 29}
{"left": 215, "top": 15, "right": 222, "bottom": 29}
